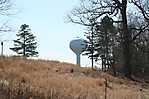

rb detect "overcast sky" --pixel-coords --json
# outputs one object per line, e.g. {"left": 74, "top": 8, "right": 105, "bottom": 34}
{"left": 1, "top": 0, "right": 92, "bottom": 66}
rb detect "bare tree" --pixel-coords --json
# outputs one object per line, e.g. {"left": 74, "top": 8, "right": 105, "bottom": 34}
{"left": 0, "top": 0, "right": 13, "bottom": 32}
{"left": 68, "top": 0, "right": 149, "bottom": 79}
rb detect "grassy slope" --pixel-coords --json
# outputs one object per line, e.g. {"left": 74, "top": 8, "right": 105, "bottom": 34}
{"left": 0, "top": 57, "right": 148, "bottom": 99}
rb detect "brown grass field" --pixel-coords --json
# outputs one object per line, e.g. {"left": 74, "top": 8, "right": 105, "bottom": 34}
{"left": 0, "top": 56, "right": 148, "bottom": 99}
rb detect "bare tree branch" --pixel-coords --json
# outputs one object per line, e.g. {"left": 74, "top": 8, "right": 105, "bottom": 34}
{"left": 132, "top": 24, "right": 149, "bottom": 41}
{"left": 131, "top": 0, "right": 149, "bottom": 23}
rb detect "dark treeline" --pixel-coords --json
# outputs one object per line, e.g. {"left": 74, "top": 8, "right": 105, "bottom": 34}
{"left": 68, "top": 0, "right": 149, "bottom": 79}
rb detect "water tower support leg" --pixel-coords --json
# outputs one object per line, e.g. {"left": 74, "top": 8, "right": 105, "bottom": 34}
{"left": 76, "top": 54, "right": 80, "bottom": 66}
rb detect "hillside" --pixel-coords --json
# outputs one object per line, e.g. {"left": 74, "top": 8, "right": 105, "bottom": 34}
{"left": 0, "top": 57, "right": 148, "bottom": 99}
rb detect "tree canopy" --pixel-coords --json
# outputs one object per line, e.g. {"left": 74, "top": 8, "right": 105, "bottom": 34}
{"left": 10, "top": 24, "right": 38, "bottom": 57}
{"left": 68, "top": 0, "right": 149, "bottom": 79}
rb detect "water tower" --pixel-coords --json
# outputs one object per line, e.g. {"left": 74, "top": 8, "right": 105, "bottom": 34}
{"left": 70, "top": 38, "right": 87, "bottom": 66}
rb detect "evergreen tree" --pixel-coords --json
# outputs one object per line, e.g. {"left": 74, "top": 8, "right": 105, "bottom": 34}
{"left": 95, "top": 16, "right": 116, "bottom": 70}
{"left": 84, "top": 16, "right": 117, "bottom": 70}
{"left": 10, "top": 24, "right": 38, "bottom": 57}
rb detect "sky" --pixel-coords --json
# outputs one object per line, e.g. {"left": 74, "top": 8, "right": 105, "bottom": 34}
{"left": 0, "top": 0, "right": 92, "bottom": 66}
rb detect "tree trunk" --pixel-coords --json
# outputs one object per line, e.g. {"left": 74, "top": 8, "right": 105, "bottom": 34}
{"left": 121, "top": 0, "right": 132, "bottom": 78}
{"left": 23, "top": 34, "right": 26, "bottom": 57}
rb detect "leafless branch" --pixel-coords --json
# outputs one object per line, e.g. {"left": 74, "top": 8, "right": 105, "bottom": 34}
{"left": 132, "top": 24, "right": 149, "bottom": 41}
{"left": 131, "top": 0, "right": 149, "bottom": 23}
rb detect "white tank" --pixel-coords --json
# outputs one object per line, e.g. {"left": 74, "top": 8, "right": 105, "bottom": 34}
{"left": 70, "top": 39, "right": 87, "bottom": 66}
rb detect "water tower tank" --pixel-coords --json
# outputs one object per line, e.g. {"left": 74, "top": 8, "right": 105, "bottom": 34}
{"left": 70, "top": 39, "right": 87, "bottom": 66}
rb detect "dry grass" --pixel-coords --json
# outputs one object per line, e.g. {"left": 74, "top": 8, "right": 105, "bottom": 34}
{"left": 0, "top": 56, "right": 148, "bottom": 99}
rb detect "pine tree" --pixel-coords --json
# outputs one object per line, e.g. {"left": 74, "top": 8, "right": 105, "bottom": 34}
{"left": 84, "top": 16, "right": 117, "bottom": 70}
{"left": 10, "top": 24, "right": 38, "bottom": 57}
{"left": 96, "top": 16, "right": 116, "bottom": 68}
